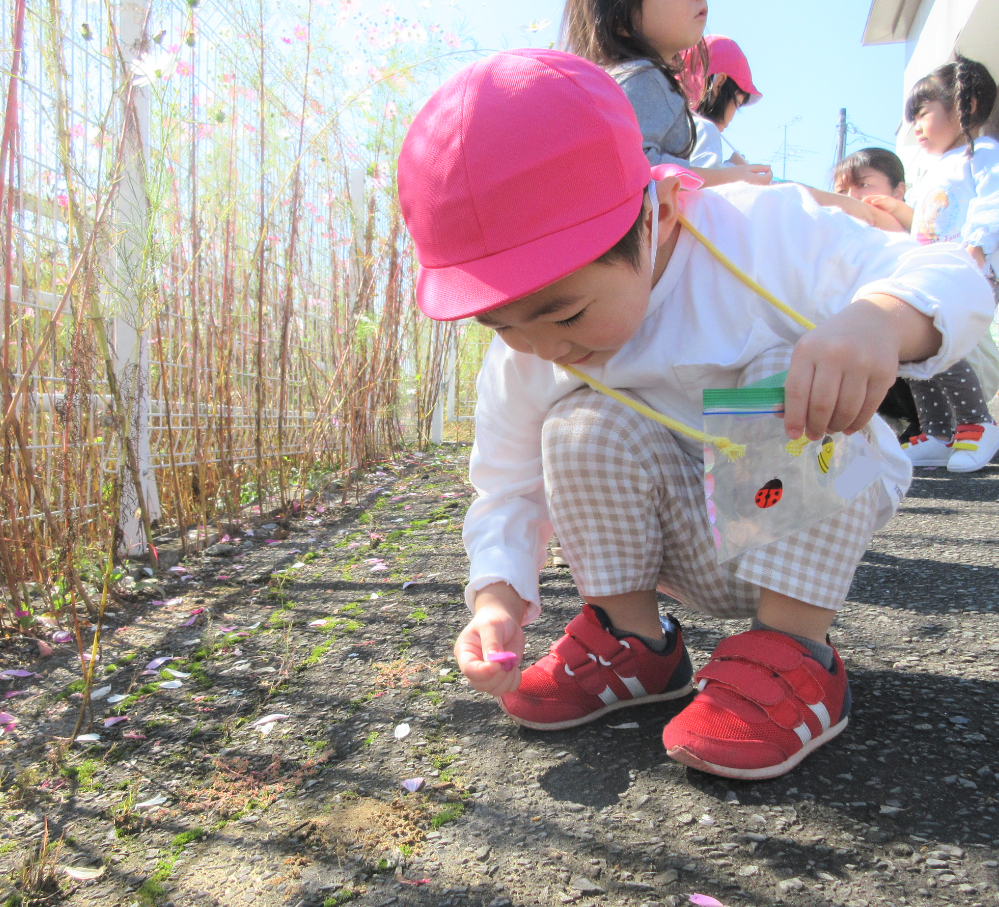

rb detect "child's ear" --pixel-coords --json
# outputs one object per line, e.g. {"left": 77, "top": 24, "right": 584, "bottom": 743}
{"left": 651, "top": 177, "right": 682, "bottom": 245}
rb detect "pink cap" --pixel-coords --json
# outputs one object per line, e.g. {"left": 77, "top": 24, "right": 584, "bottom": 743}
{"left": 705, "top": 35, "right": 761, "bottom": 105}
{"left": 397, "top": 48, "right": 701, "bottom": 322}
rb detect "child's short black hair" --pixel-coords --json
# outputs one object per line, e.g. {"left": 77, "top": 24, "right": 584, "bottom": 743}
{"left": 696, "top": 75, "right": 749, "bottom": 126}
{"left": 595, "top": 197, "right": 649, "bottom": 271}
{"left": 905, "top": 55, "right": 997, "bottom": 156}
{"left": 833, "top": 147, "right": 905, "bottom": 192}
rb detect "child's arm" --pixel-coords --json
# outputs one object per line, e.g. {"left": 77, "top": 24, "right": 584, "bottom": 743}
{"left": 803, "top": 187, "right": 909, "bottom": 232}
{"left": 783, "top": 293, "right": 942, "bottom": 441}
{"left": 963, "top": 148, "right": 999, "bottom": 274}
{"left": 618, "top": 66, "right": 772, "bottom": 188}
{"left": 863, "top": 195, "right": 914, "bottom": 232}
{"left": 692, "top": 163, "right": 773, "bottom": 187}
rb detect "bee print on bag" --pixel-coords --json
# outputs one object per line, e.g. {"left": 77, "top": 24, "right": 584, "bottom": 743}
{"left": 817, "top": 435, "right": 834, "bottom": 474}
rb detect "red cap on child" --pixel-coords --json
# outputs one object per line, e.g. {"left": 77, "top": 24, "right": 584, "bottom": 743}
{"left": 704, "top": 35, "right": 762, "bottom": 105}
{"left": 397, "top": 48, "right": 701, "bottom": 321}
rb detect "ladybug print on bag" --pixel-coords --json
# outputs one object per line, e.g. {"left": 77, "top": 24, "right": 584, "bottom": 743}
{"left": 755, "top": 478, "right": 783, "bottom": 509}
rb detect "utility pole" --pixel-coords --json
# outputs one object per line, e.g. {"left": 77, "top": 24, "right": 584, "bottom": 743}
{"left": 836, "top": 108, "right": 847, "bottom": 162}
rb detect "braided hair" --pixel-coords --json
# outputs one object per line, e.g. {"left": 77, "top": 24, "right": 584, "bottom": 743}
{"left": 560, "top": 0, "right": 708, "bottom": 159}
{"left": 905, "top": 55, "right": 997, "bottom": 158}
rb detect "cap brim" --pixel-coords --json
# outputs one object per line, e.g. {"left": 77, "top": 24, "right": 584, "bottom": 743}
{"left": 416, "top": 190, "right": 645, "bottom": 322}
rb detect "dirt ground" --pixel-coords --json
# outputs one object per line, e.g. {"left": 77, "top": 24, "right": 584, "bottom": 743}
{"left": 1, "top": 445, "right": 997, "bottom": 907}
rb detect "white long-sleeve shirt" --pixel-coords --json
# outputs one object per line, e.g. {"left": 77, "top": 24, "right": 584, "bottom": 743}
{"left": 463, "top": 182, "right": 995, "bottom": 623}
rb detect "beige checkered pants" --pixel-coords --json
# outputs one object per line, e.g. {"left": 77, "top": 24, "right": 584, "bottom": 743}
{"left": 541, "top": 350, "right": 882, "bottom": 618}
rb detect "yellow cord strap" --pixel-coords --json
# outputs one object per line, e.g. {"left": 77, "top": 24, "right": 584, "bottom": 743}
{"left": 560, "top": 214, "right": 819, "bottom": 460}
{"left": 561, "top": 364, "right": 747, "bottom": 461}
{"left": 677, "top": 213, "right": 817, "bottom": 331}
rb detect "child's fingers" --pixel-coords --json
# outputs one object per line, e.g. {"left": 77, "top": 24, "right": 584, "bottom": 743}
{"left": 801, "top": 364, "right": 845, "bottom": 440}
{"left": 454, "top": 621, "right": 524, "bottom": 695}
{"left": 825, "top": 372, "right": 869, "bottom": 434}
{"left": 844, "top": 378, "right": 895, "bottom": 436}
{"left": 782, "top": 357, "right": 815, "bottom": 440}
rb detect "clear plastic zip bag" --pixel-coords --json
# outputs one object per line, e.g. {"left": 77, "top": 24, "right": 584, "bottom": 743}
{"left": 702, "top": 385, "right": 884, "bottom": 563}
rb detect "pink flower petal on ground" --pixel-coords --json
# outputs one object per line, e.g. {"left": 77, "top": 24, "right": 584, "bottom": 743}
{"left": 169, "top": 566, "right": 188, "bottom": 573}
{"left": 401, "top": 777, "right": 425, "bottom": 793}
{"left": 181, "top": 608, "right": 205, "bottom": 626}
{"left": 486, "top": 651, "right": 518, "bottom": 672}
{"left": 218, "top": 626, "right": 237, "bottom": 632}
{"left": 308, "top": 619, "right": 328, "bottom": 627}
{"left": 123, "top": 731, "right": 146, "bottom": 739}
{"left": 0, "top": 712, "right": 17, "bottom": 730}
{"left": 346, "top": 541, "right": 361, "bottom": 549}
{"left": 36, "top": 640, "right": 54, "bottom": 657}
{"left": 399, "top": 878, "right": 432, "bottom": 886}
{"left": 402, "top": 581, "right": 415, "bottom": 589}
{"left": 104, "top": 716, "right": 128, "bottom": 727}
{"left": 0, "top": 669, "right": 37, "bottom": 678}
{"left": 142, "top": 656, "right": 175, "bottom": 673}
{"left": 5, "top": 691, "right": 27, "bottom": 699}
{"left": 266, "top": 540, "right": 281, "bottom": 545}
{"left": 689, "top": 896, "right": 726, "bottom": 907}
{"left": 52, "top": 630, "right": 73, "bottom": 644}
{"left": 370, "top": 565, "right": 388, "bottom": 572}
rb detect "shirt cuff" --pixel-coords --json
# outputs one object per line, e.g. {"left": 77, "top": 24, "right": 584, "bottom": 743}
{"left": 465, "top": 546, "right": 543, "bottom": 625}
{"left": 851, "top": 278, "right": 957, "bottom": 380}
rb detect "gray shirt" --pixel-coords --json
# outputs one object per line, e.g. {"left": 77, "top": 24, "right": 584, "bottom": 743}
{"left": 609, "top": 60, "right": 693, "bottom": 166}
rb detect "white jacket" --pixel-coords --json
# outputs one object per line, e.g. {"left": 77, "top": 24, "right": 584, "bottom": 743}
{"left": 911, "top": 135, "right": 999, "bottom": 278}
{"left": 463, "top": 182, "right": 995, "bottom": 622}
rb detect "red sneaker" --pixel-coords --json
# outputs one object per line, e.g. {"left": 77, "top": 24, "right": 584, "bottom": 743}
{"left": 499, "top": 605, "right": 693, "bottom": 731}
{"left": 662, "top": 630, "right": 850, "bottom": 780}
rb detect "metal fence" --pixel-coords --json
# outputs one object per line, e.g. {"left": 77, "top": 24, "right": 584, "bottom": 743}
{"left": 1, "top": 0, "right": 460, "bottom": 596}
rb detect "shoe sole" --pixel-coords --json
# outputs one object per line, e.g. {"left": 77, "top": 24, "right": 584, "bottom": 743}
{"left": 665, "top": 715, "right": 849, "bottom": 780}
{"left": 909, "top": 459, "right": 950, "bottom": 467}
{"left": 500, "top": 683, "right": 694, "bottom": 731}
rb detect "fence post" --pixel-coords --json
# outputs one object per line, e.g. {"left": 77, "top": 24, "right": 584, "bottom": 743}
{"left": 115, "top": 0, "right": 160, "bottom": 556}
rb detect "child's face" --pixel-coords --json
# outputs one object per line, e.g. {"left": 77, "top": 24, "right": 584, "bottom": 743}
{"left": 912, "top": 99, "right": 964, "bottom": 154}
{"left": 636, "top": 0, "right": 708, "bottom": 60}
{"left": 834, "top": 168, "right": 903, "bottom": 201}
{"left": 474, "top": 253, "right": 653, "bottom": 369}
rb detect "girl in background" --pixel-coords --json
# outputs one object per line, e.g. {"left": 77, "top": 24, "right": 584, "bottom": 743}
{"left": 560, "top": 0, "right": 772, "bottom": 187}
{"left": 865, "top": 57, "right": 999, "bottom": 473}
{"left": 686, "top": 35, "right": 761, "bottom": 169}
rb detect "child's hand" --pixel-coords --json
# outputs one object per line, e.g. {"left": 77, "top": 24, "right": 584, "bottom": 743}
{"left": 454, "top": 583, "right": 527, "bottom": 696}
{"left": 863, "top": 195, "right": 913, "bottom": 232}
{"left": 784, "top": 297, "right": 907, "bottom": 441}
{"left": 731, "top": 164, "right": 773, "bottom": 186}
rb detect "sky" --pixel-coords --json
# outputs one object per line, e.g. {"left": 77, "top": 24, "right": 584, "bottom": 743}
{"left": 397, "top": 0, "right": 908, "bottom": 190}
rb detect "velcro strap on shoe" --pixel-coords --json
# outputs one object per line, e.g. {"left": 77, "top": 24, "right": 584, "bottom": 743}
{"left": 565, "top": 613, "right": 628, "bottom": 663}
{"left": 696, "top": 660, "right": 783, "bottom": 704}
{"left": 697, "top": 663, "right": 810, "bottom": 730}
{"left": 712, "top": 633, "right": 804, "bottom": 672}
{"left": 551, "top": 635, "right": 611, "bottom": 694}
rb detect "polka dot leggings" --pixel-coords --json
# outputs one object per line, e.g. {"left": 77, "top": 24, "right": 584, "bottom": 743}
{"left": 906, "top": 358, "right": 991, "bottom": 439}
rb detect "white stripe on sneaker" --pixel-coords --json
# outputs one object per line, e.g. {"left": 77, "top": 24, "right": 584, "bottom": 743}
{"left": 793, "top": 723, "right": 811, "bottom": 746}
{"left": 598, "top": 686, "right": 619, "bottom": 706}
{"left": 807, "top": 701, "right": 832, "bottom": 731}
{"left": 617, "top": 674, "right": 648, "bottom": 699}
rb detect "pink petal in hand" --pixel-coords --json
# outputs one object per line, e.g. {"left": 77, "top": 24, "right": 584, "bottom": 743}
{"left": 486, "top": 651, "right": 518, "bottom": 672}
